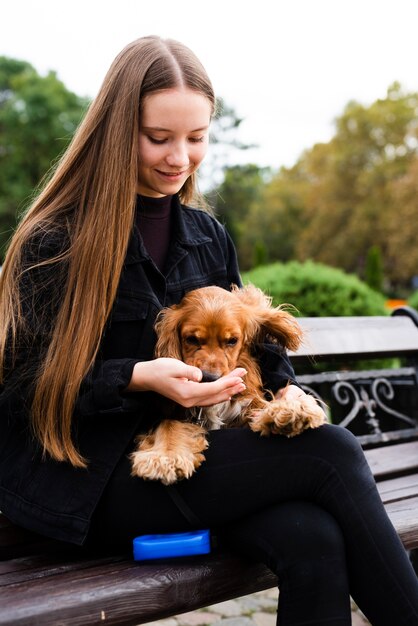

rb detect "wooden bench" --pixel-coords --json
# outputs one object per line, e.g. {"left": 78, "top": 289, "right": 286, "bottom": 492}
{"left": 1, "top": 306, "right": 418, "bottom": 625}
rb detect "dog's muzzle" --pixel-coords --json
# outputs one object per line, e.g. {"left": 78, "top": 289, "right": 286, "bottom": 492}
{"left": 200, "top": 370, "right": 221, "bottom": 383}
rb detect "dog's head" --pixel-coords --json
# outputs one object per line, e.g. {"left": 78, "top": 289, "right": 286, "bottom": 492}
{"left": 154, "top": 284, "right": 302, "bottom": 379}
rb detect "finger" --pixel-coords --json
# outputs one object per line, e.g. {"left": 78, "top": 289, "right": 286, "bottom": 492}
{"left": 195, "top": 376, "right": 245, "bottom": 393}
{"left": 197, "top": 389, "right": 244, "bottom": 407}
{"left": 193, "top": 379, "right": 246, "bottom": 406}
{"left": 184, "top": 366, "right": 203, "bottom": 382}
{"left": 223, "top": 368, "right": 247, "bottom": 379}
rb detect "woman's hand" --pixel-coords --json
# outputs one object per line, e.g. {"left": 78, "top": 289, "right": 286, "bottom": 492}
{"left": 276, "top": 384, "right": 327, "bottom": 418}
{"left": 126, "top": 357, "right": 247, "bottom": 408}
{"left": 275, "top": 384, "right": 307, "bottom": 401}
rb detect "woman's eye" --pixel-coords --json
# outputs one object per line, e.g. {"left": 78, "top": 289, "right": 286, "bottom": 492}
{"left": 148, "top": 136, "right": 167, "bottom": 145}
{"left": 189, "top": 136, "right": 204, "bottom": 143}
{"left": 185, "top": 336, "right": 201, "bottom": 346}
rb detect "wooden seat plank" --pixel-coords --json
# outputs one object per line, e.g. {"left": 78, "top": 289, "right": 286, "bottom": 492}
{"left": 0, "top": 553, "right": 128, "bottom": 583}
{"left": 385, "top": 496, "right": 418, "bottom": 549}
{"left": 0, "top": 552, "right": 276, "bottom": 626}
{"left": 364, "top": 441, "right": 418, "bottom": 479}
{"left": 291, "top": 315, "right": 418, "bottom": 361}
{"left": 377, "top": 474, "right": 418, "bottom": 503}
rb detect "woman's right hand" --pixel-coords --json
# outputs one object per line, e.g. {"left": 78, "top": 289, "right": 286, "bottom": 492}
{"left": 125, "top": 357, "right": 246, "bottom": 408}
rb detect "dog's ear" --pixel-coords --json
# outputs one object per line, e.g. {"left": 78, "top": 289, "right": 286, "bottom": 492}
{"left": 154, "top": 306, "right": 183, "bottom": 359}
{"left": 232, "top": 284, "right": 302, "bottom": 351}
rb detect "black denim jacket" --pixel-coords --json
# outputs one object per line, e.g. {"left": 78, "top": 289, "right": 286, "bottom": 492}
{"left": 0, "top": 196, "right": 297, "bottom": 545}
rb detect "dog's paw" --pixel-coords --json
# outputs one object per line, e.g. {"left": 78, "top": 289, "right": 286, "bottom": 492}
{"left": 130, "top": 448, "right": 207, "bottom": 485}
{"left": 250, "top": 395, "right": 326, "bottom": 437}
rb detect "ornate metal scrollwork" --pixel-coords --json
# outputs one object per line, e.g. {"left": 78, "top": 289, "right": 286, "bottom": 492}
{"left": 297, "top": 366, "right": 418, "bottom": 442}
{"left": 332, "top": 382, "right": 379, "bottom": 433}
{"left": 329, "top": 377, "right": 414, "bottom": 434}
{"left": 371, "top": 378, "right": 416, "bottom": 427}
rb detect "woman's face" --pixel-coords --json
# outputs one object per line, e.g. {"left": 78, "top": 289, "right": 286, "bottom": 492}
{"left": 137, "top": 88, "right": 212, "bottom": 197}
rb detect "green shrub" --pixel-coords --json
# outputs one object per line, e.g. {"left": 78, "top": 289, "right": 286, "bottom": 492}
{"left": 409, "top": 290, "right": 418, "bottom": 311}
{"left": 242, "top": 260, "right": 387, "bottom": 317}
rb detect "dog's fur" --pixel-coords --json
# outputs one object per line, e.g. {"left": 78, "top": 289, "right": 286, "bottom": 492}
{"left": 130, "top": 284, "right": 325, "bottom": 484}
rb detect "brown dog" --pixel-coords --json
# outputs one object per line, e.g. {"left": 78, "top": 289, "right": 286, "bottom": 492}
{"left": 130, "top": 285, "right": 325, "bottom": 484}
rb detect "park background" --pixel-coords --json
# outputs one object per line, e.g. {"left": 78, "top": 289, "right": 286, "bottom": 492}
{"left": 2, "top": 0, "right": 418, "bottom": 315}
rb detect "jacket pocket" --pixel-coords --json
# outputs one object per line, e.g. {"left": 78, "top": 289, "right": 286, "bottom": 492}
{"left": 103, "top": 295, "right": 157, "bottom": 361}
{"left": 110, "top": 291, "right": 150, "bottom": 322}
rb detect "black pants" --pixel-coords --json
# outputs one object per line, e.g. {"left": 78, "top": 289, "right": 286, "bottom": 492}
{"left": 89, "top": 425, "right": 418, "bottom": 625}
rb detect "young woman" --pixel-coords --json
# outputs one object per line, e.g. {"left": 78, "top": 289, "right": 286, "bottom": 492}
{"left": 1, "top": 36, "right": 417, "bottom": 625}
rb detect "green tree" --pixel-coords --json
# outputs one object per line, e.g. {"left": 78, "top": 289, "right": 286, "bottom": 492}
{"left": 240, "top": 164, "right": 309, "bottom": 270}
{"left": 365, "top": 245, "right": 384, "bottom": 292}
{"left": 0, "top": 57, "right": 88, "bottom": 259}
{"left": 385, "top": 156, "right": 418, "bottom": 289}
{"left": 293, "top": 82, "right": 418, "bottom": 286}
{"left": 240, "top": 83, "right": 418, "bottom": 288}
{"left": 208, "top": 163, "right": 270, "bottom": 267}
{"left": 252, "top": 240, "right": 268, "bottom": 268}
{"left": 201, "top": 98, "right": 256, "bottom": 189}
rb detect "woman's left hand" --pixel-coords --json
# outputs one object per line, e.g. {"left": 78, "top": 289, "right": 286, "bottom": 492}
{"left": 275, "top": 384, "right": 307, "bottom": 401}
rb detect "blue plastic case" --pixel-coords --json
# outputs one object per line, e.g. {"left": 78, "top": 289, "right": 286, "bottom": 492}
{"left": 133, "top": 529, "right": 211, "bottom": 561}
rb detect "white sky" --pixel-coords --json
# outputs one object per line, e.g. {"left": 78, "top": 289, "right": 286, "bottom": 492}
{"left": 2, "top": 0, "right": 418, "bottom": 171}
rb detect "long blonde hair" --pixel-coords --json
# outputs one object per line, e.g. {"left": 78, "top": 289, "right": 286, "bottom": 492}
{"left": 0, "top": 36, "right": 215, "bottom": 467}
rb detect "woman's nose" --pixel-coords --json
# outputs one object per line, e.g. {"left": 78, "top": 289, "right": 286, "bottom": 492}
{"left": 165, "top": 142, "right": 189, "bottom": 168}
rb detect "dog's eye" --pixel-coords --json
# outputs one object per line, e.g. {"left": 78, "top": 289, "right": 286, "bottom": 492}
{"left": 226, "top": 337, "right": 238, "bottom": 346}
{"left": 184, "top": 335, "right": 201, "bottom": 346}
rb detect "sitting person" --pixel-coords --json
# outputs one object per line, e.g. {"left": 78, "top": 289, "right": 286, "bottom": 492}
{"left": 1, "top": 36, "right": 418, "bottom": 625}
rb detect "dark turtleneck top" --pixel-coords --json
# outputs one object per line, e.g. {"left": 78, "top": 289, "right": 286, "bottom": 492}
{"left": 135, "top": 194, "right": 173, "bottom": 272}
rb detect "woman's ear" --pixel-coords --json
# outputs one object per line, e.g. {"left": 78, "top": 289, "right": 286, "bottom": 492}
{"left": 154, "top": 307, "right": 184, "bottom": 359}
{"left": 233, "top": 284, "right": 302, "bottom": 351}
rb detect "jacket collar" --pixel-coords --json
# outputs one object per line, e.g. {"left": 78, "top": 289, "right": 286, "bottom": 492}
{"left": 125, "top": 194, "right": 211, "bottom": 264}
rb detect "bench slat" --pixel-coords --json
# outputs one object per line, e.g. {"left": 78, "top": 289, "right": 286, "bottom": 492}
{"left": 364, "top": 441, "right": 418, "bottom": 479}
{"left": 0, "top": 553, "right": 127, "bottom": 583}
{"left": 0, "top": 552, "right": 276, "bottom": 626}
{"left": 385, "top": 496, "right": 418, "bottom": 549}
{"left": 291, "top": 315, "right": 418, "bottom": 360}
{"left": 377, "top": 474, "right": 418, "bottom": 504}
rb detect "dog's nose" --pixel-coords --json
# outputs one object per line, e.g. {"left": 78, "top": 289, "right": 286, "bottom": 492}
{"left": 200, "top": 370, "right": 221, "bottom": 383}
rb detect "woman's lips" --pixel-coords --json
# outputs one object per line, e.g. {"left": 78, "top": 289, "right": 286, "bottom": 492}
{"left": 156, "top": 169, "right": 188, "bottom": 181}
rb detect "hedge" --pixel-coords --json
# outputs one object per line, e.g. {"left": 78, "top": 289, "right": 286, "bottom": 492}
{"left": 242, "top": 261, "right": 387, "bottom": 317}
{"left": 409, "top": 290, "right": 418, "bottom": 311}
